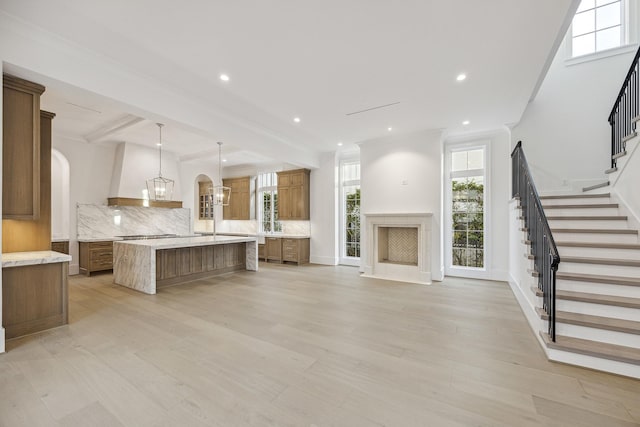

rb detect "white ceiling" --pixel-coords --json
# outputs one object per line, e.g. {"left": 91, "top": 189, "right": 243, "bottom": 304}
{"left": 0, "top": 0, "right": 577, "bottom": 162}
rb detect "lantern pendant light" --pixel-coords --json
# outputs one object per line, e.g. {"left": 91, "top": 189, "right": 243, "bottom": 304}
{"left": 146, "top": 123, "right": 174, "bottom": 201}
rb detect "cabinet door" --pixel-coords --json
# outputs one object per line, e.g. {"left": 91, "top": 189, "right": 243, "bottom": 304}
{"left": 2, "top": 76, "right": 45, "bottom": 220}
{"left": 278, "top": 186, "right": 291, "bottom": 220}
{"left": 266, "top": 237, "right": 281, "bottom": 261}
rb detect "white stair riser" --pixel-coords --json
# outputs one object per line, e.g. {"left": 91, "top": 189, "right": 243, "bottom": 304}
{"left": 557, "top": 279, "right": 640, "bottom": 298}
{"left": 556, "top": 300, "right": 640, "bottom": 322}
{"left": 542, "top": 197, "right": 611, "bottom": 206}
{"left": 543, "top": 207, "right": 620, "bottom": 216}
{"left": 550, "top": 232, "right": 638, "bottom": 244}
{"left": 548, "top": 219, "right": 629, "bottom": 229}
{"left": 559, "top": 262, "right": 640, "bottom": 276}
{"left": 556, "top": 246, "right": 640, "bottom": 259}
{"left": 555, "top": 323, "right": 640, "bottom": 348}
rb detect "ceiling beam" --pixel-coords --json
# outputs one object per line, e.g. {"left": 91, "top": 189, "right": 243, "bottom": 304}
{"left": 84, "top": 114, "right": 146, "bottom": 143}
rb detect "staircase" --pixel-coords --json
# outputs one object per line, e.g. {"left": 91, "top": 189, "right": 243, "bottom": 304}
{"left": 525, "top": 191, "right": 640, "bottom": 374}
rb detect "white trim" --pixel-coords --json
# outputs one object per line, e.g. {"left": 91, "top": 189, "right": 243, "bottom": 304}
{"left": 310, "top": 255, "right": 339, "bottom": 266}
{"left": 444, "top": 140, "right": 491, "bottom": 278}
{"left": 338, "top": 157, "right": 361, "bottom": 265}
{"left": 566, "top": 43, "right": 638, "bottom": 66}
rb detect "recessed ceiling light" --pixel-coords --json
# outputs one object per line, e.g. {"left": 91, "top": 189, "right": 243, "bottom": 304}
{"left": 462, "top": 120, "right": 470, "bottom": 125}
{"left": 456, "top": 73, "right": 467, "bottom": 82}
{"left": 388, "top": 127, "right": 393, "bottom": 131}
{"left": 222, "top": 159, "right": 228, "bottom": 162}
{"left": 156, "top": 143, "right": 162, "bottom": 146}
{"left": 219, "top": 74, "right": 230, "bottom": 82}
{"left": 337, "top": 142, "right": 343, "bottom": 146}
{"left": 293, "top": 117, "right": 301, "bottom": 123}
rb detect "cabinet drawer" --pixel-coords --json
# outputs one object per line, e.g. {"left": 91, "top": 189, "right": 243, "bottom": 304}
{"left": 90, "top": 250, "right": 113, "bottom": 261}
{"left": 90, "top": 258, "right": 113, "bottom": 270}
{"left": 89, "top": 241, "right": 113, "bottom": 250}
{"left": 282, "top": 239, "right": 297, "bottom": 249}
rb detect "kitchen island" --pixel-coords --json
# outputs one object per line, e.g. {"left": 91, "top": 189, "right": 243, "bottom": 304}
{"left": 113, "top": 235, "right": 257, "bottom": 294}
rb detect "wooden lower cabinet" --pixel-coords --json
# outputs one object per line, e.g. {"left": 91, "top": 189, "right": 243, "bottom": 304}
{"left": 265, "top": 237, "right": 282, "bottom": 263}
{"left": 282, "top": 238, "right": 310, "bottom": 265}
{"left": 2, "top": 262, "right": 68, "bottom": 339}
{"left": 264, "top": 237, "right": 310, "bottom": 265}
{"left": 51, "top": 240, "right": 69, "bottom": 254}
{"left": 258, "top": 243, "right": 265, "bottom": 260}
{"left": 155, "top": 243, "right": 246, "bottom": 288}
{"left": 79, "top": 241, "right": 113, "bottom": 276}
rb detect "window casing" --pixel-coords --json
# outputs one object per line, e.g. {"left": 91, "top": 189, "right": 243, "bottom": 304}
{"left": 340, "top": 160, "right": 361, "bottom": 265}
{"left": 571, "top": 0, "right": 624, "bottom": 57}
{"left": 257, "top": 172, "right": 282, "bottom": 233}
{"left": 445, "top": 142, "right": 489, "bottom": 278}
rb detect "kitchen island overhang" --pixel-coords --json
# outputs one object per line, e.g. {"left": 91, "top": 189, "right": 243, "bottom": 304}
{"left": 113, "top": 235, "right": 258, "bottom": 294}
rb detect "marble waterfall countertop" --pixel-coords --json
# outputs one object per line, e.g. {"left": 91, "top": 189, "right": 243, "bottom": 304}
{"left": 113, "top": 235, "right": 258, "bottom": 295}
{"left": 2, "top": 251, "right": 72, "bottom": 268}
{"left": 197, "top": 232, "right": 311, "bottom": 239}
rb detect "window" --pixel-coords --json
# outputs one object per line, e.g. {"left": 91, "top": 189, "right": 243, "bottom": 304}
{"left": 571, "top": 0, "right": 624, "bottom": 57}
{"left": 258, "top": 172, "right": 282, "bottom": 233}
{"left": 449, "top": 148, "right": 486, "bottom": 269}
{"left": 340, "top": 160, "right": 361, "bottom": 264}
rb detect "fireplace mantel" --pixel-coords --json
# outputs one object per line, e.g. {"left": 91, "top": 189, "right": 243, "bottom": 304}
{"left": 362, "top": 213, "right": 433, "bottom": 285}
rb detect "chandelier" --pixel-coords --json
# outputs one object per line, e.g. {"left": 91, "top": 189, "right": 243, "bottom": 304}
{"left": 210, "top": 141, "right": 231, "bottom": 206}
{"left": 146, "top": 123, "right": 174, "bottom": 201}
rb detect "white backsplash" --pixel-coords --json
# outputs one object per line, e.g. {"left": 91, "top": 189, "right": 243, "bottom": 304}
{"left": 77, "top": 204, "right": 191, "bottom": 240}
{"left": 281, "top": 221, "right": 310, "bottom": 235}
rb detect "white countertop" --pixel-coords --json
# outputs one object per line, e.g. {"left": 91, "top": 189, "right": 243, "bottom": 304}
{"left": 2, "top": 251, "right": 73, "bottom": 268}
{"left": 114, "top": 235, "right": 256, "bottom": 250}
{"left": 198, "top": 232, "right": 310, "bottom": 239}
{"left": 52, "top": 237, "right": 70, "bottom": 242}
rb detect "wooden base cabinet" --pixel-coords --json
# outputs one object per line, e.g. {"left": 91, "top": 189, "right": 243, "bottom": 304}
{"left": 51, "top": 240, "right": 69, "bottom": 254}
{"left": 79, "top": 241, "right": 114, "bottom": 276}
{"left": 264, "top": 237, "right": 310, "bottom": 265}
{"left": 155, "top": 243, "right": 246, "bottom": 288}
{"left": 282, "top": 238, "right": 310, "bottom": 264}
{"left": 2, "top": 262, "right": 68, "bottom": 339}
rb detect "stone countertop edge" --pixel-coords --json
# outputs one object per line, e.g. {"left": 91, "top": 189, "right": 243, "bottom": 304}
{"left": 52, "top": 237, "right": 70, "bottom": 242}
{"left": 113, "top": 235, "right": 257, "bottom": 250}
{"left": 2, "top": 251, "right": 73, "bottom": 268}
{"left": 77, "top": 237, "right": 124, "bottom": 242}
{"left": 197, "top": 232, "right": 311, "bottom": 239}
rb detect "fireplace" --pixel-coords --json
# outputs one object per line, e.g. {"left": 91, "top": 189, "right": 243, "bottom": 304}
{"left": 363, "top": 213, "right": 432, "bottom": 284}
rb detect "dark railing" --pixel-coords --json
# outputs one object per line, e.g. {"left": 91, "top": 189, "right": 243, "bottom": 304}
{"left": 609, "top": 45, "right": 640, "bottom": 168}
{"left": 511, "top": 141, "right": 561, "bottom": 341}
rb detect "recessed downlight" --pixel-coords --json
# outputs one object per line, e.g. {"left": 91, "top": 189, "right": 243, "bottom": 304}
{"left": 387, "top": 127, "right": 393, "bottom": 131}
{"left": 156, "top": 143, "right": 162, "bottom": 146}
{"left": 293, "top": 117, "right": 301, "bottom": 123}
{"left": 462, "top": 120, "right": 470, "bottom": 125}
{"left": 220, "top": 74, "right": 230, "bottom": 82}
{"left": 222, "top": 159, "right": 228, "bottom": 162}
{"left": 456, "top": 73, "right": 467, "bottom": 82}
{"left": 337, "top": 142, "right": 343, "bottom": 146}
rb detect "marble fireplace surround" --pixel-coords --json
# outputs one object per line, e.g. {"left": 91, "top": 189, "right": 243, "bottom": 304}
{"left": 362, "top": 213, "right": 433, "bottom": 285}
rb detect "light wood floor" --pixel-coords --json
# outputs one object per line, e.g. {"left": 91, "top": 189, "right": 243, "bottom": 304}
{"left": 1, "top": 264, "right": 639, "bottom": 427}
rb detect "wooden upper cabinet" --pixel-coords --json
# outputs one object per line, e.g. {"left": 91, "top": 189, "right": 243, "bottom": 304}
{"left": 277, "top": 169, "right": 310, "bottom": 220}
{"left": 2, "top": 74, "right": 46, "bottom": 220}
{"left": 222, "top": 176, "right": 255, "bottom": 220}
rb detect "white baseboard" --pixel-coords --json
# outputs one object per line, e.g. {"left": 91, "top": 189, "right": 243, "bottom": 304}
{"left": 508, "top": 273, "right": 548, "bottom": 353}
{"left": 309, "top": 255, "right": 338, "bottom": 266}
{"left": 0, "top": 327, "right": 5, "bottom": 353}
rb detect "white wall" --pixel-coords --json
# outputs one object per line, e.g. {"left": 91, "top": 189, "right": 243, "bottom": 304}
{"left": 359, "top": 129, "right": 444, "bottom": 281}
{"left": 51, "top": 149, "right": 70, "bottom": 239}
{"left": 52, "top": 135, "right": 117, "bottom": 274}
{"left": 0, "top": 56, "right": 5, "bottom": 352}
{"left": 310, "top": 152, "right": 339, "bottom": 265}
{"left": 110, "top": 142, "right": 182, "bottom": 201}
{"left": 512, "top": 39, "right": 638, "bottom": 192}
{"left": 444, "top": 128, "right": 511, "bottom": 281}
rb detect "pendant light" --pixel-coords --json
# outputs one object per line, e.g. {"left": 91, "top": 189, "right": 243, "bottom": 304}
{"left": 211, "top": 141, "right": 231, "bottom": 206}
{"left": 146, "top": 123, "right": 174, "bottom": 201}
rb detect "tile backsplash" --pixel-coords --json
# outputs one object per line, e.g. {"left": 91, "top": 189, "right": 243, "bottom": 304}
{"left": 77, "top": 204, "right": 191, "bottom": 240}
